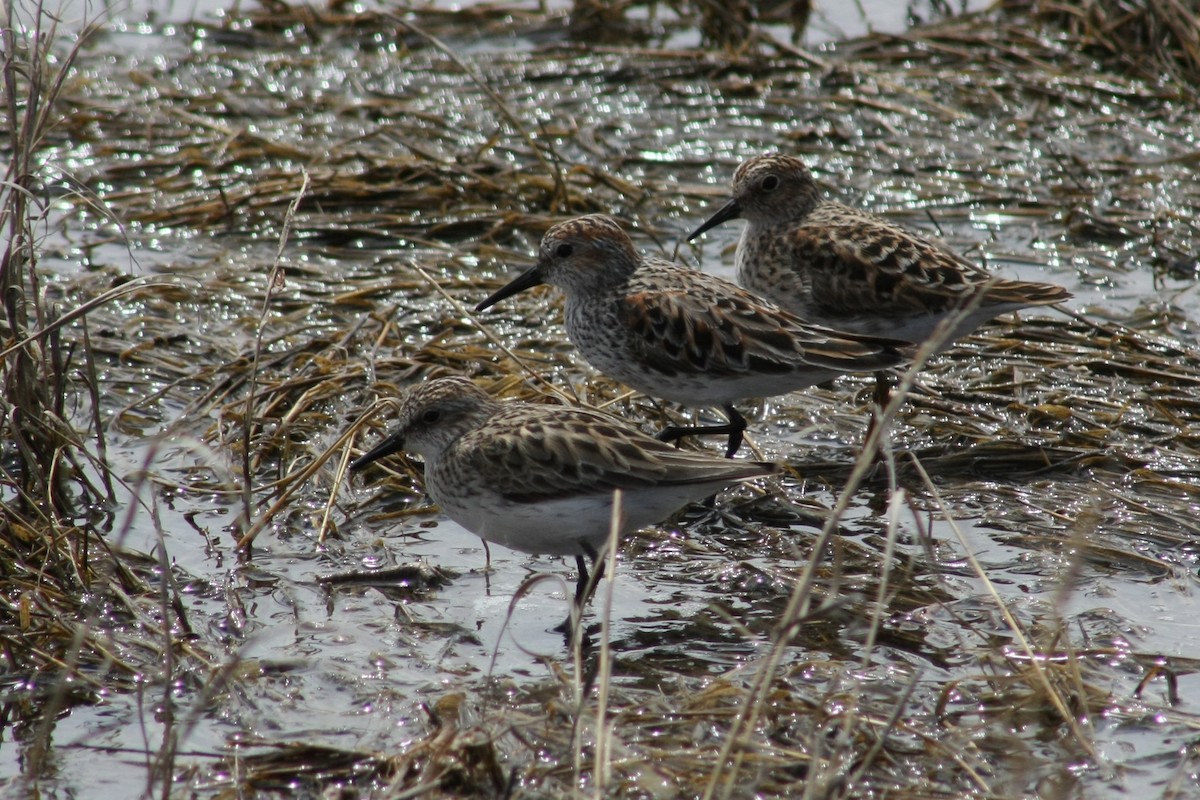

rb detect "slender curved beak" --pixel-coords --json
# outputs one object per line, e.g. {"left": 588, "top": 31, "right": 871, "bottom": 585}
{"left": 687, "top": 197, "right": 742, "bottom": 241}
{"left": 350, "top": 429, "right": 407, "bottom": 472}
{"left": 475, "top": 264, "right": 546, "bottom": 312}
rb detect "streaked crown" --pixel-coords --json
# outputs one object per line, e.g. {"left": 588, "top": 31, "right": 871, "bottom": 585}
{"left": 536, "top": 214, "right": 643, "bottom": 295}
{"left": 395, "top": 376, "right": 498, "bottom": 459}
{"left": 731, "top": 153, "right": 821, "bottom": 221}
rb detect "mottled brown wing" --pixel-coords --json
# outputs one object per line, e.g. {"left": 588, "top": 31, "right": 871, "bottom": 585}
{"left": 797, "top": 217, "right": 977, "bottom": 316}
{"left": 799, "top": 209, "right": 1069, "bottom": 313}
{"left": 463, "top": 407, "right": 771, "bottom": 503}
{"left": 619, "top": 267, "right": 905, "bottom": 377}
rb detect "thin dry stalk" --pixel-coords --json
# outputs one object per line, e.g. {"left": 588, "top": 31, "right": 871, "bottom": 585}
{"left": 237, "top": 170, "right": 311, "bottom": 542}
{"left": 703, "top": 287, "right": 1009, "bottom": 800}
{"left": 414, "top": 264, "right": 583, "bottom": 407}
{"left": 590, "top": 490, "right": 623, "bottom": 797}
{"left": 908, "top": 453, "right": 1102, "bottom": 763}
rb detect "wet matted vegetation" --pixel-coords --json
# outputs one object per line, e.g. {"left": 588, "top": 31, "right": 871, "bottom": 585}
{"left": 2, "top": 0, "right": 1200, "bottom": 797}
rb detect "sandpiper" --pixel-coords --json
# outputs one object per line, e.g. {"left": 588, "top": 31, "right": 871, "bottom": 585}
{"left": 350, "top": 376, "right": 776, "bottom": 616}
{"left": 688, "top": 153, "right": 1071, "bottom": 346}
{"left": 474, "top": 214, "right": 909, "bottom": 457}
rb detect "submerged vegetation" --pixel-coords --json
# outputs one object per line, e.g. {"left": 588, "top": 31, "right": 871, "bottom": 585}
{"left": 2, "top": 0, "right": 1199, "bottom": 797}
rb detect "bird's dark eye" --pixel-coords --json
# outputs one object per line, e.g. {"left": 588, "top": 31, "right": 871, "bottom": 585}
{"left": 761, "top": 175, "right": 780, "bottom": 191}
{"left": 555, "top": 243, "right": 573, "bottom": 258}
{"left": 420, "top": 409, "right": 441, "bottom": 424}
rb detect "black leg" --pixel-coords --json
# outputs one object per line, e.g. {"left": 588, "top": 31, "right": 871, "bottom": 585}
{"left": 721, "top": 405, "right": 748, "bottom": 458}
{"left": 866, "top": 370, "right": 893, "bottom": 444}
{"left": 558, "top": 545, "right": 603, "bottom": 635}
{"left": 576, "top": 541, "right": 605, "bottom": 605}
{"left": 655, "top": 404, "right": 749, "bottom": 458}
{"left": 574, "top": 554, "right": 591, "bottom": 606}
{"left": 872, "top": 369, "right": 893, "bottom": 411}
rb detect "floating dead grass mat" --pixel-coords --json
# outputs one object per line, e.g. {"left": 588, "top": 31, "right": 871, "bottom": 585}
{"left": 19, "top": 0, "right": 1200, "bottom": 797}
{"left": 218, "top": 637, "right": 1200, "bottom": 799}
{"left": 1026, "top": 0, "right": 1200, "bottom": 84}
{"left": 64, "top": 0, "right": 1200, "bottom": 270}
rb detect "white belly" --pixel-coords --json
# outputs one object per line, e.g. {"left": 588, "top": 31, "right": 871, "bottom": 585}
{"left": 434, "top": 482, "right": 732, "bottom": 557}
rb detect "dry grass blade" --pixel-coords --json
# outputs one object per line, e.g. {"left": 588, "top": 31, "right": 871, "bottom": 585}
{"left": 703, "top": 291, "right": 992, "bottom": 799}
{"left": 237, "top": 169, "right": 311, "bottom": 540}
{"left": 236, "top": 399, "right": 388, "bottom": 550}
{"left": 590, "top": 491, "right": 623, "bottom": 797}
{"left": 908, "top": 454, "right": 1101, "bottom": 760}
{"left": 413, "top": 263, "right": 582, "bottom": 407}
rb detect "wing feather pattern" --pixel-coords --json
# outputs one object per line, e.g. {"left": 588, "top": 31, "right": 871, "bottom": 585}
{"left": 619, "top": 262, "right": 906, "bottom": 378}
{"left": 455, "top": 406, "right": 774, "bottom": 504}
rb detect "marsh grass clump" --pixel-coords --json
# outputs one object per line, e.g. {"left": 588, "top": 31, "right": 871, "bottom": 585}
{"left": 1, "top": 4, "right": 96, "bottom": 522}
{"left": 1026, "top": 0, "right": 1200, "bottom": 85}
{"left": 0, "top": 3, "right": 206, "bottom": 792}
{"left": 0, "top": 0, "right": 106, "bottom": 640}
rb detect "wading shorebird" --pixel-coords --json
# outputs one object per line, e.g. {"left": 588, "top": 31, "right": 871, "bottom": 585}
{"left": 351, "top": 376, "right": 777, "bottom": 623}
{"left": 475, "top": 214, "right": 910, "bottom": 457}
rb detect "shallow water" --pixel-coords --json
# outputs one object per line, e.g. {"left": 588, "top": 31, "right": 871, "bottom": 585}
{"left": 4, "top": 0, "right": 1200, "bottom": 798}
